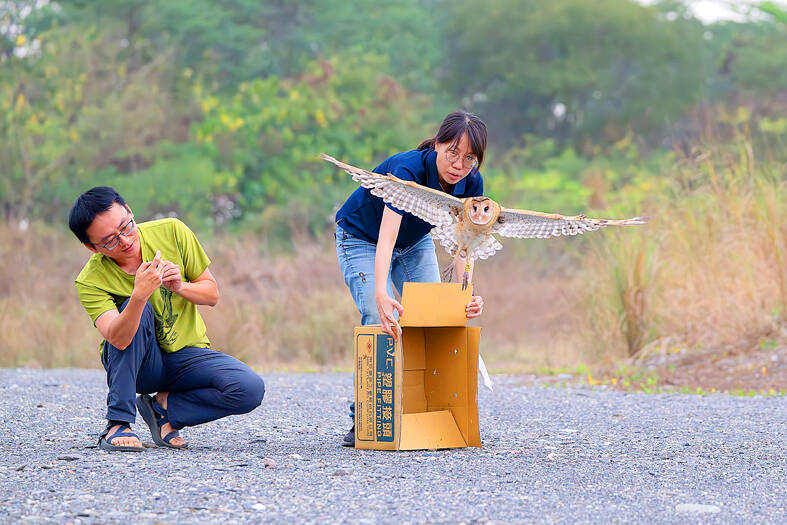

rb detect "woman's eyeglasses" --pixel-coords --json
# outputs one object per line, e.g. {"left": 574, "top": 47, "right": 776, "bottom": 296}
{"left": 445, "top": 149, "right": 478, "bottom": 170}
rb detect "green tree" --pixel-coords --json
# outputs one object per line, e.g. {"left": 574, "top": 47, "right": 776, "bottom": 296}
{"left": 439, "top": 0, "right": 705, "bottom": 148}
{"left": 728, "top": 3, "right": 787, "bottom": 97}
{"left": 30, "top": 0, "right": 442, "bottom": 92}
{"left": 0, "top": 23, "right": 197, "bottom": 220}
{"left": 193, "top": 54, "right": 434, "bottom": 235}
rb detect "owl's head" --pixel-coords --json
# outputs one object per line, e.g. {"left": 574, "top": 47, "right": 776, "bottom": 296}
{"left": 465, "top": 196, "right": 500, "bottom": 226}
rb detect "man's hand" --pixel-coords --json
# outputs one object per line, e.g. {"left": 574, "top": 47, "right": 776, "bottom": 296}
{"left": 160, "top": 260, "right": 183, "bottom": 293}
{"left": 466, "top": 295, "right": 484, "bottom": 319}
{"left": 131, "top": 250, "right": 163, "bottom": 301}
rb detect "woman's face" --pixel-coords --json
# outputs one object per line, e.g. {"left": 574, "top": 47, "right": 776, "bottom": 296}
{"left": 434, "top": 133, "right": 479, "bottom": 188}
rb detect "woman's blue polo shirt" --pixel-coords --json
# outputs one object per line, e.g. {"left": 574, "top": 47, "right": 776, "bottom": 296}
{"left": 335, "top": 148, "right": 484, "bottom": 248}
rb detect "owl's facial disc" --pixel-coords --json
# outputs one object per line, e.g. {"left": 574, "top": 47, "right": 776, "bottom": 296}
{"left": 469, "top": 199, "right": 495, "bottom": 225}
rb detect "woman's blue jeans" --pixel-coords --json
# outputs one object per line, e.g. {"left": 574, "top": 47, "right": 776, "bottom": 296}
{"left": 335, "top": 224, "right": 441, "bottom": 422}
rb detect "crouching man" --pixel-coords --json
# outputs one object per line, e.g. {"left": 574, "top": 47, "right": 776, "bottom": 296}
{"left": 69, "top": 186, "right": 265, "bottom": 451}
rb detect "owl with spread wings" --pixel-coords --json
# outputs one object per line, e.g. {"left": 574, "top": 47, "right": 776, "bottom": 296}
{"left": 322, "top": 154, "right": 648, "bottom": 289}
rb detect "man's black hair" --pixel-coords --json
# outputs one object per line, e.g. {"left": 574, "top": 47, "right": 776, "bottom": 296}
{"left": 68, "top": 186, "right": 127, "bottom": 245}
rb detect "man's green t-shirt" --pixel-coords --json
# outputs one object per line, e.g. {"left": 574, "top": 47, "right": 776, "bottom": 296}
{"left": 75, "top": 218, "right": 212, "bottom": 353}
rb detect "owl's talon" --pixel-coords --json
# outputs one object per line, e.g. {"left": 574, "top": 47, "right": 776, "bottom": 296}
{"left": 441, "top": 264, "right": 455, "bottom": 283}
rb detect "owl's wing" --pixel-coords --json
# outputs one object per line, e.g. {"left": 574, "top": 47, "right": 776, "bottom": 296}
{"left": 494, "top": 207, "right": 648, "bottom": 239}
{"left": 321, "top": 154, "right": 464, "bottom": 226}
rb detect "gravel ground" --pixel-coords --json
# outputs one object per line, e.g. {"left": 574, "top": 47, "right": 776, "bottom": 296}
{"left": 0, "top": 369, "right": 784, "bottom": 524}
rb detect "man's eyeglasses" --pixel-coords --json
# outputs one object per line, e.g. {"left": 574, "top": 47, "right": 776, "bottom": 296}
{"left": 99, "top": 217, "right": 135, "bottom": 250}
{"left": 446, "top": 149, "right": 478, "bottom": 170}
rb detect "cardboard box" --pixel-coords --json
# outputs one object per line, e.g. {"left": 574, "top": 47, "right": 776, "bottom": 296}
{"left": 354, "top": 282, "right": 482, "bottom": 450}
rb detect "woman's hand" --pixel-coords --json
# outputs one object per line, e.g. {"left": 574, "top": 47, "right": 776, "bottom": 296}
{"left": 466, "top": 295, "right": 484, "bottom": 319}
{"left": 376, "top": 292, "right": 404, "bottom": 340}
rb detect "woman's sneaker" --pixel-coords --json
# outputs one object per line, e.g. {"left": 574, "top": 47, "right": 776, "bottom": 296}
{"left": 342, "top": 425, "right": 355, "bottom": 447}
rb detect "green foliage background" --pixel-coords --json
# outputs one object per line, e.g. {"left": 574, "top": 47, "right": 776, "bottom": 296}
{"left": 1, "top": 0, "right": 786, "bottom": 235}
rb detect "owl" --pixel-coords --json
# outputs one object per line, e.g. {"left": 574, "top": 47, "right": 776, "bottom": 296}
{"left": 322, "top": 154, "right": 648, "bottom": 288}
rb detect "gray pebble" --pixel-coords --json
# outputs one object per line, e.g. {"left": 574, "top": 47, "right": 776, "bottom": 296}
{"left": 0, "top": 369, "right": 783, "bottom": 524}
{"left": 676, "top": 503, "right": 722, "bottom": 513}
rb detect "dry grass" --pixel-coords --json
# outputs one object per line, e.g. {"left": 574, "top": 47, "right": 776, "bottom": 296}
{"left": 1, "top": 140, "right": 784, "bottom": 374}
{"left": 198, "top": 236, "right": 358, "bottom": 368}
{"left": 466, "top": 249, "right": 593, "bottom": 371}
{"left": 0, "top": 221, "right": 102, "bottom": 367}
{"left": 578, "top": 140, "right": 787, "bottom": 365}
{"left": 0, "top": 222, "right": 594, "bottom": 371}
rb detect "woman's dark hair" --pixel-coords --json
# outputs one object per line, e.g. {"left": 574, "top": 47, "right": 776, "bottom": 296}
{"left": 68, "top": 186, "right": 127, "bottom": 244}
{"left": 417, "top": 110, "right": 488, "bottom": 168}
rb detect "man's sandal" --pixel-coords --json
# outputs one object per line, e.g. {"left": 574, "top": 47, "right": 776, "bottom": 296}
{"left": 98, "top": 424, "right": 145, "bottom": 452}
{"left": 136, "top": 394, "right": 187, "bottom": 449}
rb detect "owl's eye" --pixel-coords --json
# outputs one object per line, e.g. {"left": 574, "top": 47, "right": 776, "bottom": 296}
{"left": 484, "top": 206, "right": 489, "bottom": 212}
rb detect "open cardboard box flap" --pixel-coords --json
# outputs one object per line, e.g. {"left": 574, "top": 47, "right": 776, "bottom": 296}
{"left": 399, "top": 410, "right": 467, "bottom": 450}
{"left": 399, "top": 282, "right": 472, "bottom": 327}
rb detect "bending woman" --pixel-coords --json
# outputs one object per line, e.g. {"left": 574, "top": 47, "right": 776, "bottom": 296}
{"left": 334, "top": 110, "right": 487, "bottom": 446}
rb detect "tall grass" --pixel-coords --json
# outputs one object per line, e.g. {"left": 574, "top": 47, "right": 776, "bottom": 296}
{"left": 198, "top": 238, "right": 358, "bottom": 367}
{"left": 0, "top": 221, "right": 101, "bottom": 367}
{"left": 579, "top": 137, "right": 786, "bottom": 361}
